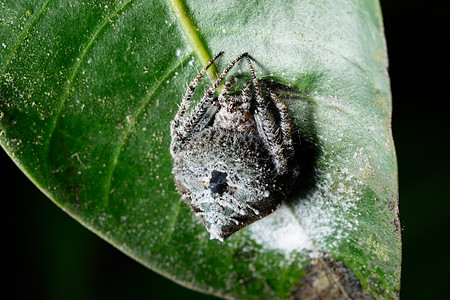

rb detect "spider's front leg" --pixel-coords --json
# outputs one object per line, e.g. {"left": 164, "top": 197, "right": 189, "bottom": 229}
{"left": 170, "top": 52, "right": 223, "bottom": 156}
{"left": 172, "top": 53, "right": 248, "bottom": 154}
{"left": 267, "top": 87, "right": 295, "bottom": 163}
{"left": 245, "top": 56, "right": 288, "bottom": 175}
{"left": 184, "top": 76, "right": 236, "bottom": 137}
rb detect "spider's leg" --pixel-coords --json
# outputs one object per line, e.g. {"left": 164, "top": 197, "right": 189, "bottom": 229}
{"left": 245, "top": 56, "right": 287, "bottom": 174}
{"left": 190, "top": 52, "right": 248, "bottom": 119}
{"left": 218, "top": 77, "right": 235, "bottom": 108}
{"left": 213, "top": 77, "right": 240, "bottom": 129}
{"left": 171, "top": 51, "right": 223, "bottom": 136}
{"left": 240, "top": 83, "right": 252, "bottom": 111}
{"left": 171, "top": 52, "right": 223, "bottom": 155}
{"left": 267, "top": 87, "right": 294, "bottom": 162}
{"left": 177, "top": 53, "right": 248, "bottom": 145}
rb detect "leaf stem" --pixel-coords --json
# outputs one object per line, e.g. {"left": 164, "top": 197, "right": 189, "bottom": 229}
{"left": 168, "top": 0, "right": 218, "bottom": 83}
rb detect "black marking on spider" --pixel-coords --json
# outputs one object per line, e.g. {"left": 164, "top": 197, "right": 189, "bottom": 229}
{"left": 209, "top": 170, "right": 228, "bottom": 196}
{"left": 170, "top": 52, "right": 298, "bottom": 241}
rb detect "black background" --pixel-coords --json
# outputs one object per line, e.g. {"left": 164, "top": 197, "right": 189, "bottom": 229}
{"left": 2, "top": 1, "right": 449, "bottom": 299}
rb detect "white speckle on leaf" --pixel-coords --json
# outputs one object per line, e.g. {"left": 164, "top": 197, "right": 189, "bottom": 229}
{"left": 248, "top": 204, "right": 313, "bottom": 255}
{"left": 71, "top": 152, "right": 86, "bottom": 169}
{"left": 248, "top": 167, "right": 359, "bottom": 257}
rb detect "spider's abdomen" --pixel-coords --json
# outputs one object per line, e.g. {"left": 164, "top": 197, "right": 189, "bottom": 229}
{"left": 172, "top": 128, "right": 282, "bottom": 240}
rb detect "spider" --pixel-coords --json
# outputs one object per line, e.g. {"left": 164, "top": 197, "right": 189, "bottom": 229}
{"left": 170, "top": 52, "right": 296, "bottom": 241}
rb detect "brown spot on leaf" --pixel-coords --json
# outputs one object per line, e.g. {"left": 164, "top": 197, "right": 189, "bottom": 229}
{"left": 292, "top": 256, "right": 376, "bottom": 300}
{"left": 388, "top": 194, "right": 402, "bottom": 240}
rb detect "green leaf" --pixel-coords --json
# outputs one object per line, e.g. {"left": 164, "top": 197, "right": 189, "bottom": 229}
{"left": 1, "top": 0, "right": 400, "bottom": 299}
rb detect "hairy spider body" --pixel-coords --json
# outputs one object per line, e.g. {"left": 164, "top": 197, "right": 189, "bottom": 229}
{"left": 173, "top": 128, "right": 281, "bottom": 240}
{"left": 170, "top": 52, "right": 296, "bottom": 241}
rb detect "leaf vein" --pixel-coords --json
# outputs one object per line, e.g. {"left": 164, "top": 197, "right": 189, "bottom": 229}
{"left": 41, "top": 0, "right": 135, "bottom": 172}
{"left": 102, "top": 53, "right": 193, "bottom": 206}
{"left": 0, "top": 0, "right": 54, "bottom": 74}
{"left": 164, "top": 201, "right": 182, "bottom": 243}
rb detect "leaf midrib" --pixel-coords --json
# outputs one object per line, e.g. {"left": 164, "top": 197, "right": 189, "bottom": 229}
{"left": 168, "top": 0, "right": 218, "bottom": 83}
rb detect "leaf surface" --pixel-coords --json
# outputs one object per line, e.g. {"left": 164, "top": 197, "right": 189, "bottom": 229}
{"left": 0, "top": 0, "right": 400, "bottom": 298}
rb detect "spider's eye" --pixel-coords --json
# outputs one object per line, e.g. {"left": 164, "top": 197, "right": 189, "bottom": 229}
{"left": 209, "top": 170, "right": 228, "bottom": 195}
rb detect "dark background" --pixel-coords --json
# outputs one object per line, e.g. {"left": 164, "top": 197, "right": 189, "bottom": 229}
{"left": 2, "top": 1, "right": 448, "bottom": 299}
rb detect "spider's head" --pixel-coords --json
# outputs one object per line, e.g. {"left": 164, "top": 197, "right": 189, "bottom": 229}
{"left": 213, "top": 93, "right": 256, "bottom": 133}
